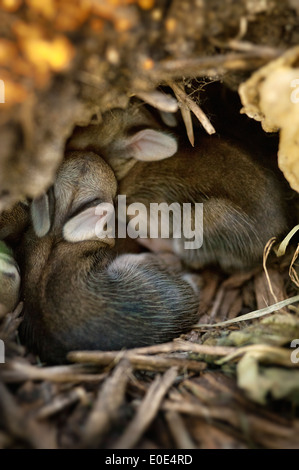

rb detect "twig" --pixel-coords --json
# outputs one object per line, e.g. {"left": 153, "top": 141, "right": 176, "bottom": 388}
{"left": 112, "top": 367, "right": 178, "bottom": 449}
{"left": 0, "top": 382, "right": 57, "bottom": 449}
{"left": 164, "top": 410, "right": 197, "bottom": 449}
{"left": 210, "top": 37, "right": 282, "bottom": 56}
{"left": 170, "top": 81, "right": 194, "bottom": 144}
{"left": 208, "top": 285, "right": 225, "bottom": 323}
{"left": 130, "top": 341, "right": 235, "bottom": 356}
{"left": 161, "top": 400, "right": 294, "bottom": 441}
{"left": 82, "top": 359, "right": 132, "bottom": 448}
{"left": 0, "top": 360, "right": 107, "bottom": 383}
{"left": 68, "top": 344, "right": 236, "bottom": 368}
{"left": 170, "top": 81, "right": 216, "bottom": 136}
{"left": 289, "top": 245, "right": 299, "bottom": 289}
{"left": 194, "top": 294, "right": 299, "bottom": 328}
{"left": 36, "top": 387, "right": 87, "bottom": 420}
{"left": 155, "top": 51, "right": 283, "bottom": 78}
{"left": 69, "top": 351, "right": 205, "bottom": 372}
{"left": 180, "top": 104, "right": 194, "bottom": 146}
{"left": 263, "top": 237, "right": 279, "bottom": 305}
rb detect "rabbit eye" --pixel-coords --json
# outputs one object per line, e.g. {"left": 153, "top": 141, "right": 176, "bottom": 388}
{"left": 68, "top": 198, "right": 103, "bottom": 221}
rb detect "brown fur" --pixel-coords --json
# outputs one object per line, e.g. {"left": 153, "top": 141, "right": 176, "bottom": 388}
{"left": 0, "top": 151, "right": 199, "bottom": 363}
{"left": 69, "top": 104, "right": 291, "bottom": 272}
{"left": 120, "top": 137, "right": 289, "bottom": 271}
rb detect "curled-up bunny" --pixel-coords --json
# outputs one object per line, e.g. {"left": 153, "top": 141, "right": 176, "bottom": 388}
{"left": 13, "top": 151, "right": 199, "bottom": 363}
{"left": 0, "top": 203, "right": 29, "bottom": 314}
{"left": 0, "top": 241, "right": 21, "bottom": 314}
{"left": 120, "top": 137, "right": 291, "bottom": 271}
{"left": 68, "top": 103, "right": 292, "bottom": 272}
{"left": 68, "top": 103, "right": 178, "bottom": 181}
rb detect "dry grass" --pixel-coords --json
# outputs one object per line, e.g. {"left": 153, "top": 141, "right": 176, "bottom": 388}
{"left": 1, "top": 242, "right": 299, "bottom": 449}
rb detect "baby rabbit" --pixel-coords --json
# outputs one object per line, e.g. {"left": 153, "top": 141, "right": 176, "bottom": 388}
{"left": 0, "top": 203, "right": 29, "bottom": 314}
{"left": 68, "top": 103, "right": 178, "bottom": 180}
{"left": 14, "top": 151, "right": 199, "bottom": 363}
{"left": 68, "top": 103, "right": 291, "bottom": 272}
{"left": 120, "top": 137, "right": 291, "bottom": 271}
{"left": 0, "top": 241, "right": 21, "bottom": 314}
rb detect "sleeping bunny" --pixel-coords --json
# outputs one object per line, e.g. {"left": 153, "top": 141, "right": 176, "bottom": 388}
{"left": 0, "top": 203, "right": 29, "bottom": 315}
{"left": 68, "top": 103, "right": 291, "bottom": 272}
{"left": 0, "top": 151, "right": 199, "bottom": 363}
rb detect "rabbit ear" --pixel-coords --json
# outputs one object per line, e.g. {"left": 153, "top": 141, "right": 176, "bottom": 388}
{"left": 31, "top": 193, "right": 53, "bottom": 237}
{"left": 124, "top": 129, "right": 177, "bottom": 162}
{"left": 63, "top": 203, "right": 115, "bottom": 245}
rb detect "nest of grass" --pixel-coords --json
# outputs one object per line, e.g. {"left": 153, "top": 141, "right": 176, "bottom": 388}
{"left": 1, "top": 245, "right": 299, "bottom": 449}
{"left": 1, "top": 0, "right": 299, "bottom": 449}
